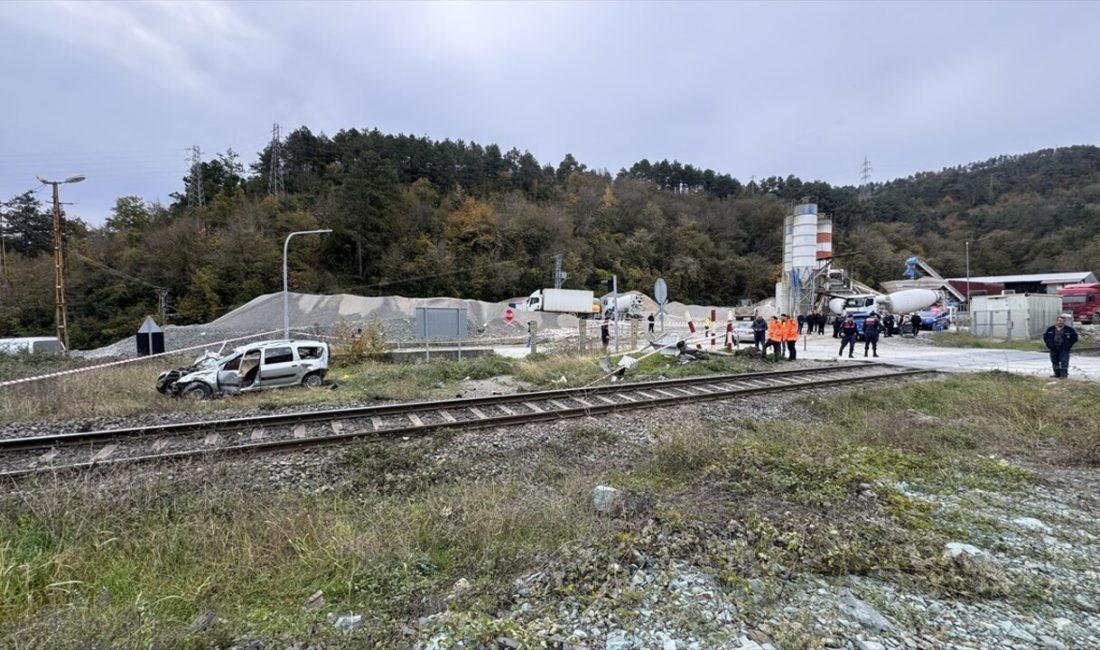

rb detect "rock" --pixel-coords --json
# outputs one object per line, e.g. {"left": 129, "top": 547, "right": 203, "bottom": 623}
{"left": 497, "top": 638, "right": 521, "bottom": 649}
{"left": 448, "top": 577, "right": 471, "bottom": 600}
{"left": 1012, "top": 517, "right": 1053, "bottom": 533}
{"left": 748, "top": 630, "right": 773, "bottom": 646}
{"left": 189, "top": 610, "right": 216, "bottom": 633}
{"left": 856, "top": 641, "right": 886, "bottom": 650}
{"left": 334, "top": 614, "right": 363, "bottom": 632}
{"left": 998, "top": 620, "right": 1036, "bottom": 643}
{"left": 592, "top": 485, "right": 625, "bottom": 515}
{"left": 303, "top": 590, "right": 324, "bottom": 610}
{"left": 839, "top": 593, "right": 895, "bottom": 632}
{"left": 606, "top": 630, "right": 635, "bottom": 650}
{"left": 943, "top": 542, "right": 986, "bottom": 559}
{"left": 1074, "top": 594, "right": 1098, "bottom": 612}
{"left": 662, "top": 638, "right": 679, "bottom": 650}
{"left": 1051, "top": 617, "right": 1087, "bottom": 637}
{"left": 1039, "top": 635, "right": 1067, "bottom": 650}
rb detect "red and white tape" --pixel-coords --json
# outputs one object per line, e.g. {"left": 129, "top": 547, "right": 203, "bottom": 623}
{"left": 0, "top": 329, "right": 283, "bottom": 389}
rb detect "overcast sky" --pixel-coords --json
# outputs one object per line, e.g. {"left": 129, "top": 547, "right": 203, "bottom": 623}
{"left": 1, "top": 1, "right": 1098, "bottom": 225}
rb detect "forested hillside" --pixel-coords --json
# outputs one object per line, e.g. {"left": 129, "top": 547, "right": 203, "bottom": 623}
{"left": 2, "top": 126, "right": 1099, "bottom": 349}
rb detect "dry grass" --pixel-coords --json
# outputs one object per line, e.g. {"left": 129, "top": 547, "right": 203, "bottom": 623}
{"left": 0, "top": 463, "right": 611, "bottom": 648}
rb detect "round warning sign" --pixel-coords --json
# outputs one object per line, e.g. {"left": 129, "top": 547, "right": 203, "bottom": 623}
{"left": 503, "top": 307, "right": 515, "bottom": 324}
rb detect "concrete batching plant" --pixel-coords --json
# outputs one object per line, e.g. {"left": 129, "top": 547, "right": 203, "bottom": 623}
{"left": 776, "top": 203, "right": 831, "bottom": 316}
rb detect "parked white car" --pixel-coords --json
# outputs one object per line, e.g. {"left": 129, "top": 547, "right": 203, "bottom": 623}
{"left": 156, "top": 339, "right": 329, "bottom": 400}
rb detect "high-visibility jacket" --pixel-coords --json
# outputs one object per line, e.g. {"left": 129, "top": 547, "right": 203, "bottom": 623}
{"left": 766, "top": 320, "right": 783, "bottom": 342}
{"left": 781, "top": 319, "right": 798, "bottom": 342}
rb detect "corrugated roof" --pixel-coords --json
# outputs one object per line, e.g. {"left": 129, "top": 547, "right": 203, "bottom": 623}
{"left": 946, "top": 272, "right": 1096, "bottom": 284}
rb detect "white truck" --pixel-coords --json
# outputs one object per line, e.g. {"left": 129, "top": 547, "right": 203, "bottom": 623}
{"left": 519, "top": 289, "right": 602, "bottom": 318}
{"left": 601, "top": 292, "right": 646, "bottom": 320}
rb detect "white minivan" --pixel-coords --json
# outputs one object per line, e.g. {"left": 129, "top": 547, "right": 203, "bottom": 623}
{"left": 156, "top": 339, "right": 329, "bottom": 400}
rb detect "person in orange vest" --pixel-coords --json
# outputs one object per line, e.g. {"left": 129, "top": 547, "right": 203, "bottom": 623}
{"left": 781, "top": 313, "right": 798, "bottom": 360}
{"left": 765, "top": 316, "right": 783, "bottom": 361}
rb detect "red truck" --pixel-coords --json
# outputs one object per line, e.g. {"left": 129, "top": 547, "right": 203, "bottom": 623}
{"left": 1060, "top": 283, "right": 1100, "bottom": 323}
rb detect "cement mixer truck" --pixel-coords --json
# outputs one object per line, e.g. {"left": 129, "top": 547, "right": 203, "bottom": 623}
{"left": 601, "top": 292, "right": 646, "bottom": 320}
{"left": 829, "top": 289, "right": 939, "bottom": 338}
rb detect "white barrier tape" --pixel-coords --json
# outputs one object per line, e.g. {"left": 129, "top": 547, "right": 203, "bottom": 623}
{"left": 0, "top": 329, "right": 284, "bottom": 389}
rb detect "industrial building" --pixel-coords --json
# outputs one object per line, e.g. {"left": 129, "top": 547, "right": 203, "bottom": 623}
{"left": 946, "top": 272, "right": 1096, "bottom": 298}
{"left": 775, "top": 203, "right": 875, "bottom": 316}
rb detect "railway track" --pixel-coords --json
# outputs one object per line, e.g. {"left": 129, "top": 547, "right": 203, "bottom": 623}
{"left": 0, "top": 363, "right": 931, "bottom": 480}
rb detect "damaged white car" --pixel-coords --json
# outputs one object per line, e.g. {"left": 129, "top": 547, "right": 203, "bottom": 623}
{"left": 156, "top": 339, "right": 330, "bottom": 400}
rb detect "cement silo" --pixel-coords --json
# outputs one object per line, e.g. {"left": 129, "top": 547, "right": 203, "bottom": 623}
{"left": 816, "top": 215, "right": 832, "bottom": 261}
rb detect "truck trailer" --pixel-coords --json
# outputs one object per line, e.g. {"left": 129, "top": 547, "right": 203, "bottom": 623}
{"left": 1059, "top": 283, "right": 1100, "bottom": 323}
{"left": 519, "top": 289, "right": 602, "bottom": 317}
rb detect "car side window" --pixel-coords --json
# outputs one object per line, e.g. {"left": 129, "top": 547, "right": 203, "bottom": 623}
{"left": 223, "top": 354, "right": 242, "bottom": 371}
{"left": 264, "top": 346, "right": 294, "bottom": 364}
{"left": 297, "top": 346, "right": 321, "bottom": 359}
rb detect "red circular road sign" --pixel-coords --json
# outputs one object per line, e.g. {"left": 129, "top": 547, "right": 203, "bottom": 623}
{"left": 503, "top": 307, "right": 515, "bottom": 323}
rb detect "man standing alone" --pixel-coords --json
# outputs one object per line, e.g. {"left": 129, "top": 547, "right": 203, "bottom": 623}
{"left": 751, "top": 315, "right": 768, "bottom": 353}
{"left": 1043, "top": 315, "right": 1078, "bottom": 378}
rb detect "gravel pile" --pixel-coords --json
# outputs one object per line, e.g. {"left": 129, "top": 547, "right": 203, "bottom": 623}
{"left": 77, "top": 291, "right": 759, "bottom": 360}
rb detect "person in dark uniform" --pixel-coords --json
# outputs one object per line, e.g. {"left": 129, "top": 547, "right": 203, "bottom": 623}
{"left": 838, "top": 316, "right": 858, "bottom": 358}
{"left": 910, "top": 313, "right": 923, "bottom": 336}
{"left": 600, "top": 319, "right": 610, "bottom": 351}
{"left": 883, "top": 313, "right": 895, "bottom": 337}
{"left": 816, "top": 311, "right": 826, "bottom": 335}
{"left": 1043, "top": 315, "right": 1078, "bottom": 378}
{"left": 832, "top": 313, "right": 842, "bottom": 338}
{"left": 751, "top": 315, "right": 768, "bottom": 352}
{"left": 797, "top": 314, "right": 806, "bottom": 335}
{"left": 647, "top": 313, "right": 655, "bottom": 334}
{"left": 863, "top": 311, "right": 882, "bottom": 357}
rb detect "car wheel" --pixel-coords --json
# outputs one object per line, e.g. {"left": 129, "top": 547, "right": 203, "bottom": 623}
{"left": 302, "top": 373, "right": 324, "bottom": 388}
{"left": 181, "top": 383, "right": 213, "bottom": 401}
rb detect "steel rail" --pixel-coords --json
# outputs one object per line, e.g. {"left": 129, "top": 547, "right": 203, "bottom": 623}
{"left": 0, "top": 365, "right": 932, "bottom": 480}
{"left": 0, "top": 362, "right": 888, "bottom": 452}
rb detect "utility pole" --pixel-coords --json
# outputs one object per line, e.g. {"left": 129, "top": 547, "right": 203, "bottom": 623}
{"left": 37, "top": 174, "right": 85, "bottom": 351}
{"left": 268, "top": 123, "right": 285, "bottom": 197}
{"left": 156, "top": 288, "right": 169, "bottom": 324}
{"left": 0, "top": 201, "right": 7, "bottom": 283}
{"left": 552, "top": 252, "right": 566, "bottom": 289}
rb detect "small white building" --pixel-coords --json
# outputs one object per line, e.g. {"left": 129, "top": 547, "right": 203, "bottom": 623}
{"left": 970, "top": 293, "right": 1063, "bottom": 341}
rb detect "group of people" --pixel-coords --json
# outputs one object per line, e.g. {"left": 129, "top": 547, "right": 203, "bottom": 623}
{"left": 795, "top": 312, "right": 828, "bottom": 335}
{"left": 836, "top": 312, "right": 882, "bottom": 358}
{"left": 749, "top": 314, "right": 800, "bottom": 361}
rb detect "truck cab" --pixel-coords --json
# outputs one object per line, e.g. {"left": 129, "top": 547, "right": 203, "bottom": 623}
{"left": 1060, "top": 283, "right": 1100, "bottom": 323}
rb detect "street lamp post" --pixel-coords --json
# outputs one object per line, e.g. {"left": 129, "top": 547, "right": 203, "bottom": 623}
{"left": 36, "top": 174, "right": 85, "bottom": 350}
{"left": 283, "top": 229, "right": 332, "bottom": 339}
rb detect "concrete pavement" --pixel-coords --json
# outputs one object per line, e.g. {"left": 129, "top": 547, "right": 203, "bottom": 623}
{"left": 785, "top": 331, "right": 1100, "bottom": 380}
